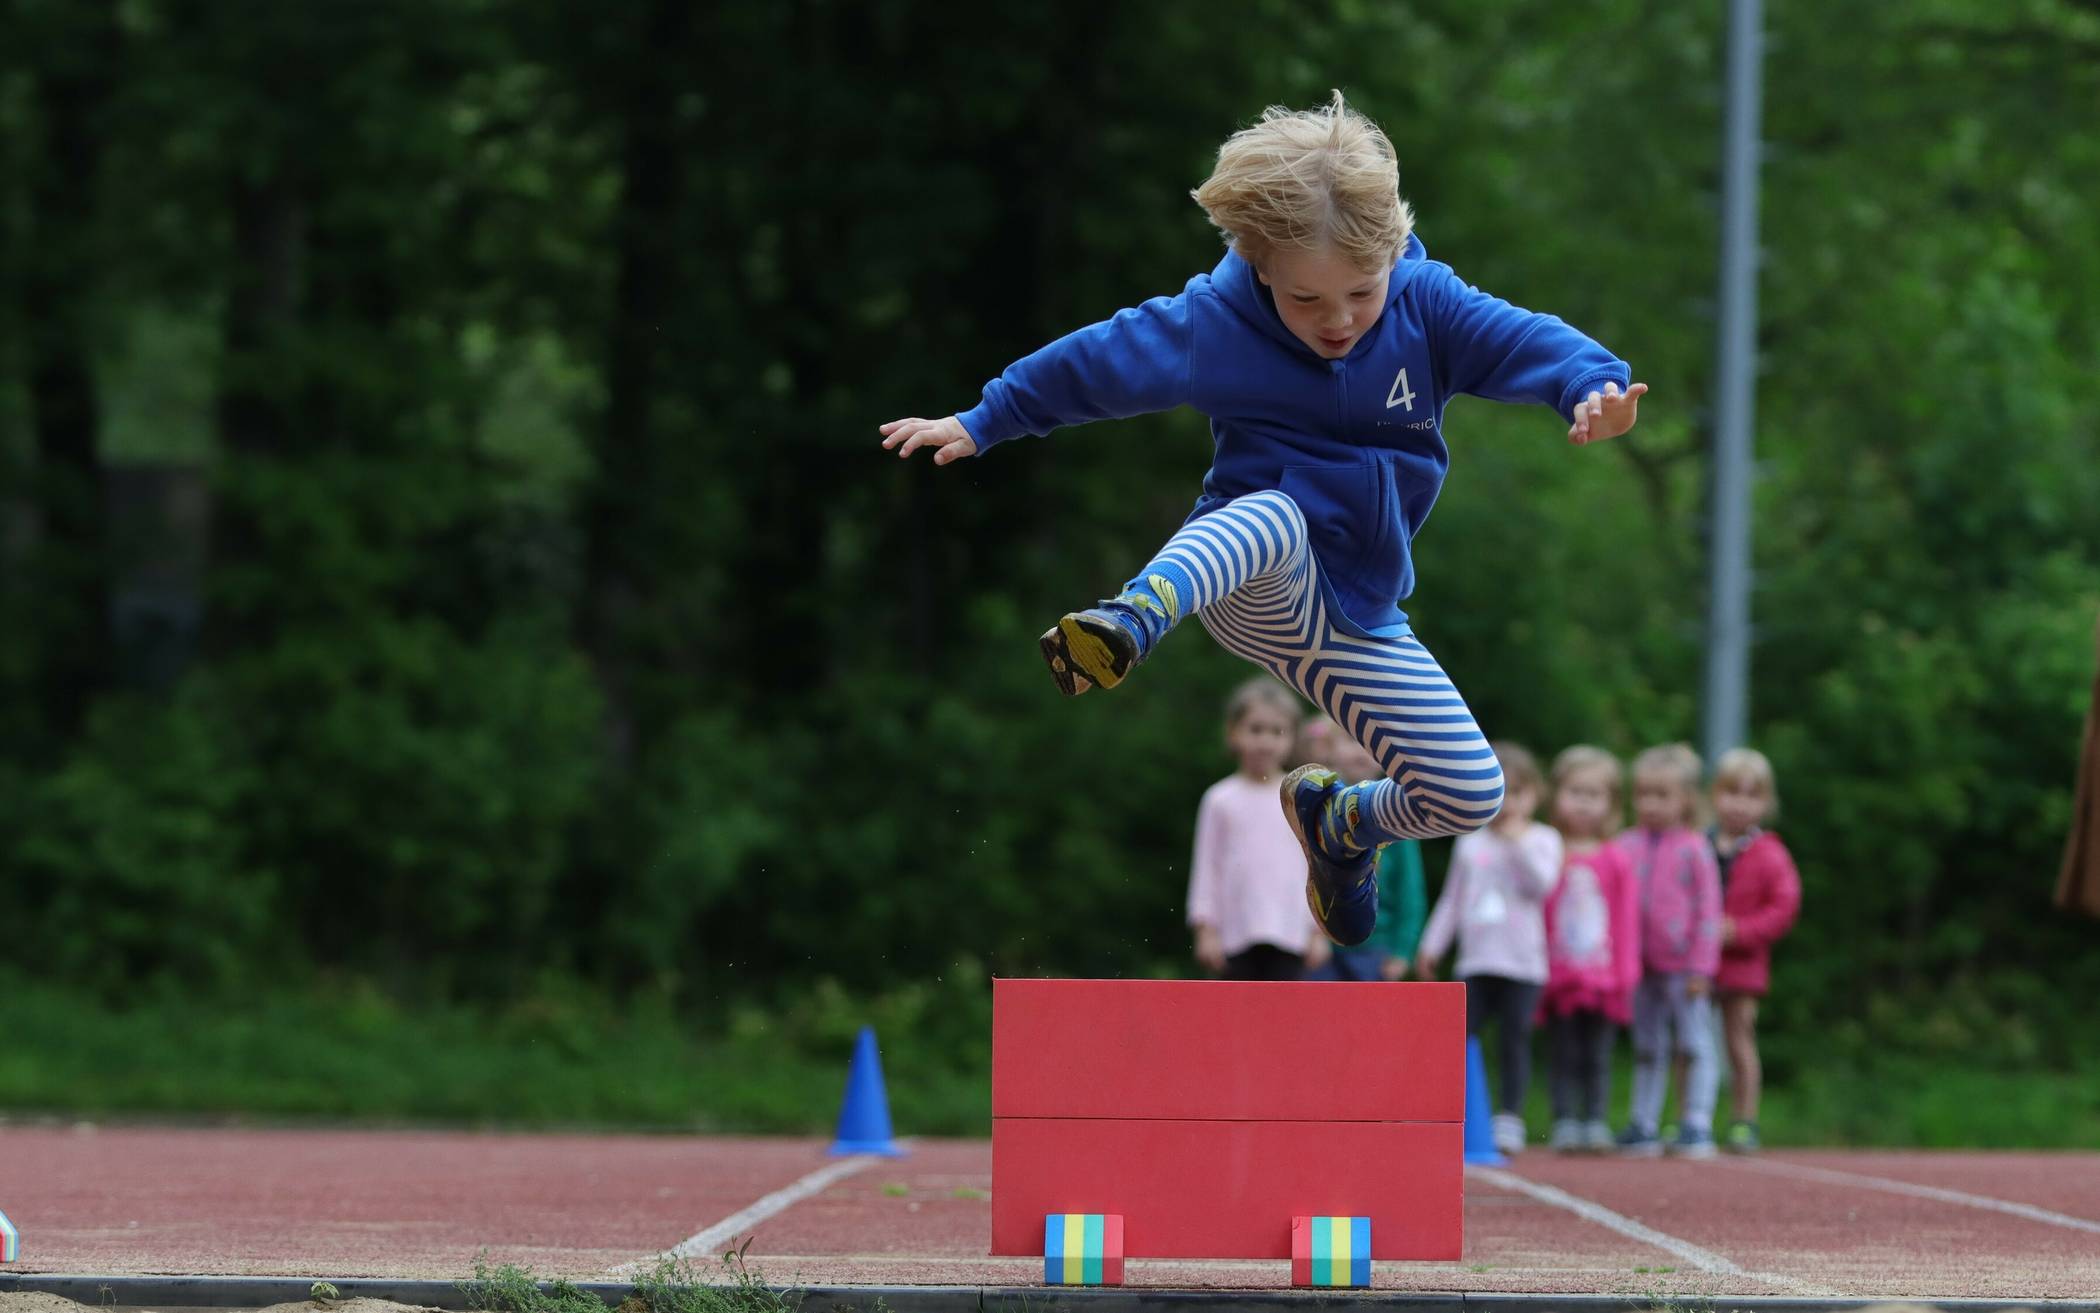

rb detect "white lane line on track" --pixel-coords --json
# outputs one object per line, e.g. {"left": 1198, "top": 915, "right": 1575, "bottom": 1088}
{"left": 605, "top": 1153, "right": 885, "bottom": 1278}
{"left": 1722, "top": 1155, "right": 2100, "bottom": 1235}
{"left": 1468, "top": 1165, "right": 1831, "bottom": 1295}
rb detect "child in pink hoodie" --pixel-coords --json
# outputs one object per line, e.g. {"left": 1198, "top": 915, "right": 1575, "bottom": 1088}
{"left": 1612, "top": 743, "right": 1722, "bottom": 1158}
{"left": 1709, "top": 747, "right": 1802, "bottom": 1154}
{"left": 1419, "top": 743, "right": 1561, "bottom": 1156}
{"left": 1540, "top": 746, "right": 1640, "bottom": 1154}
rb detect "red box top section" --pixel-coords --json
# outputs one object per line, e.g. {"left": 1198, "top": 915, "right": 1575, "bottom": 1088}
{"left": 991, "top": 978, "right": 1464, "bottom": 1123}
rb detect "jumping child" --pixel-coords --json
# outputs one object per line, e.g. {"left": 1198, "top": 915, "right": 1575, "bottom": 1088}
{"left": 1709, "top": 747, "right": 1802, "bottom": 1153}
{"left": 880, "top": 92, "right": 1646, "bottom": 946}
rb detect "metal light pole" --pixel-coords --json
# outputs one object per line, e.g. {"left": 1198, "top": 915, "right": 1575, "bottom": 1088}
{"left": 1703, "top": 0, "right": 1764, "bottom": 766}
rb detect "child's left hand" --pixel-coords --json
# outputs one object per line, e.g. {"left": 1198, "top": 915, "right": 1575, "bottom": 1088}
{"left": 880, "top": 415, "right": 979, "bottom": 465}
{"left": 1568, "top": 381, "right": 1648, "bottom": 445}
{"left": 1721, "top": 916, "right": 1737, "bottom": 945}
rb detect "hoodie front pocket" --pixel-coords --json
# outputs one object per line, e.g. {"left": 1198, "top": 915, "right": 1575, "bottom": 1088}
{"left": 1278, "top": 460, "right": 1404, "bottom": 612}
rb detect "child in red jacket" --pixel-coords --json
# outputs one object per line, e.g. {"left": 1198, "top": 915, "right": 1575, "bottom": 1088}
{"left": 1709, "top": 748, "right": 1802, "bottom": 1154}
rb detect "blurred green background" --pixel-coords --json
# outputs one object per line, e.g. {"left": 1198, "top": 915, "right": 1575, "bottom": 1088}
{"left": 1, "top": 1, "right": 2096, "bottom": 1146}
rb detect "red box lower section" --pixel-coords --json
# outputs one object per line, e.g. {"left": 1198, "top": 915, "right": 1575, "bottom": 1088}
{"left": 991, "top": 1118, "right": 1462, "bottom": 1259}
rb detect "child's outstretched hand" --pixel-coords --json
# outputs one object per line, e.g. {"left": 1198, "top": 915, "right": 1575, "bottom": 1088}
{"left": 1568, "top": 381, "right": 1648, "bottom": 445}
{"left": 880, "top": 415, "right": 978, "bottom": 466}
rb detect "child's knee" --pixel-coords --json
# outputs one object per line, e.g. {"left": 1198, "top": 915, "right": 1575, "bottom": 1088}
{"left": 1441, "top": 758, "right": 1506, "bottom": 835}
{"left": 1478, "top": 760, "right": 1506, "bottom": 823}
{"left": 1240, "top": 489, "right": 1309, "bottom": 543}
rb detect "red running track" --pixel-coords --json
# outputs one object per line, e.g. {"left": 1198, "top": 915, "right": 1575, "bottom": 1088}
{"left": 1, "top": 1125, "right": 2096, "bottom": 1300}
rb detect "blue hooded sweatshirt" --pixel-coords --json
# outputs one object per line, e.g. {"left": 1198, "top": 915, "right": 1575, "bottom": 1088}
{"left": 956, "top": 235, "right": 1630, "bottom": 638}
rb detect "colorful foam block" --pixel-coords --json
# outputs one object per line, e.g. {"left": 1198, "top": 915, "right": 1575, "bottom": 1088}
{"left": 1, "top": 1207, "right": 18, "bottom": 1262}
{"left": 1042, "top": 1213, "right": 1124, "bottom": 1285}
{"left": 1292, "top": 1215, "right": 1372, "bottom": 1288}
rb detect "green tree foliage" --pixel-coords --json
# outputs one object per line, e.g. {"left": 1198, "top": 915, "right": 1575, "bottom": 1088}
{"left": 0, "top": 0, "right": 2094, "bottom": 1086}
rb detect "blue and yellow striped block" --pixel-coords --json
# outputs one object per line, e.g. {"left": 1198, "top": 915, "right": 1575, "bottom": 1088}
{"left": 1, "top": 1206, "right": 19, "bottom": 1262}
{"left": 1291, "top": 1214, "right": 1371, "bottom": 1287}
{"left": 1042, "top": 1212, "right": 1124, "bottom": 1285}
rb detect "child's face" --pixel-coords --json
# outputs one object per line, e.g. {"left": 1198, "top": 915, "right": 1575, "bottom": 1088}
{"left": 1553, "top": 766, "right": 1617, "bottom": 839}
{"left": 1633, "top": 770, "right": 1689, "bottom": 831}
{"left": 1713, "top": 775, "right": 1770, "bottom": 835}
{"left": 1257, "top": 245, "right": 1391, "bottom": 359}
{"left": 1229, "top": 704, "right": 1295, "bottom": 777}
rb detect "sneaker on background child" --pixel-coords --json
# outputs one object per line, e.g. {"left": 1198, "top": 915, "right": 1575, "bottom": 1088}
{"left": 1418, "top": 743, "right": 1562, "bottom": 1156}
{"left": 1540, "top": 746, "right": 1640, "bottom": 1154}
{"left": 1710, "top": 747, "right": 1802, "bottom": 1154}
{"left": 1186, "top": 680, "right": 1328, "bottom": 981}
{"left": 1614, "top": 744, "right": 1723, "bottom": 1159}
{"left": 1296, "top": 717, "right": 1427, "bottom": 982}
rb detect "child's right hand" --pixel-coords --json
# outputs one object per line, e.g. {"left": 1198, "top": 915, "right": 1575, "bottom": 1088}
{"left": 1194, "top": 925, "right": 1226, "bottom": 974}
{"left": 879, "top": 416, "right": 978, "bottom": 465}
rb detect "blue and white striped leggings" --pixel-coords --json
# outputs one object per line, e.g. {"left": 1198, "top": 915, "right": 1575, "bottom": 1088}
{"left": 1138, "top": 490, "right": 1505, "bottom": 843}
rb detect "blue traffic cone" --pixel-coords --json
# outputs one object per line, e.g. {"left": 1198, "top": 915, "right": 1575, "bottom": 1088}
{"left": 1462, "top": 1035, "right": 1505, "bottom": 1166}
{"left": 829, "top": 1025, "right": 906, "bottom": 1156}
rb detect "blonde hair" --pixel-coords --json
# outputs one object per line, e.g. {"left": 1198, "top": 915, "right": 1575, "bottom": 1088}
{"left": 1490, "top": 741, "right": 1544, "bottom": 799}
{"left": 1713, "top": 746, "right": 1780, "bottom": 818}
{"left": 1191, "top": 90, "right": 1414, "bottom": 275}
{"left": 1631, "top": 742, "right": 1704, "bottom": 827}
{"left": 1225, "top": 677, "right": 1301, "bottom": 730}
{"left": 1551, "top": 745, "right": 1624, "bottom": 832}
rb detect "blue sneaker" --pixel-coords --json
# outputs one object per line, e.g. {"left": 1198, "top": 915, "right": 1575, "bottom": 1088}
{"left": 1280, "top": 765, "right": 1377, "bottom": 946}
{"left": 1616, "top": 1125, "right": 1664, "bottom": 1158}
{"left": 1037, "top": 576, "right": 1178, "bottom": 697}
{"left": 1668, "top": 1126, "right": 1717, "bottom": 1160}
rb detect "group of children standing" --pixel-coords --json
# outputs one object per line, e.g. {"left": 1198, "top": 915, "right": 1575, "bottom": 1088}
{"left": 1185, "top": 679, "right": 1801, "bottom": 1159}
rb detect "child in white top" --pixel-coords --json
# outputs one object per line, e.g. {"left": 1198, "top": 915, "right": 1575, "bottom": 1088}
{"left": 1417, "top": 742, "right": 1561, "bottom": 1155}
{"left": 1187, "top": 680, "right": 1326, "bottom": 980}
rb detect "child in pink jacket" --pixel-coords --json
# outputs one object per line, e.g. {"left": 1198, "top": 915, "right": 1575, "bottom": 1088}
{"left": 1709, "top": 747, "right": 1802, "bottom": 1154}
{"left": 1540, "top": 746, "right": 1640, "bottom": 1153}
{"left": 1613, "top": 744, "right": 1722, "bottom": 1158}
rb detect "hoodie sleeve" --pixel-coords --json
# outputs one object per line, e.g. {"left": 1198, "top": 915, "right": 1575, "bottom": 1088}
{"left": 1733, "top": 836, "right": 1803, "bottom": 949}
{"left": 956, "top": 292, "right": 1196, "bottom": 453}
{"left": 1422, "top": 266, "right": 1630, "bottom": 422}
